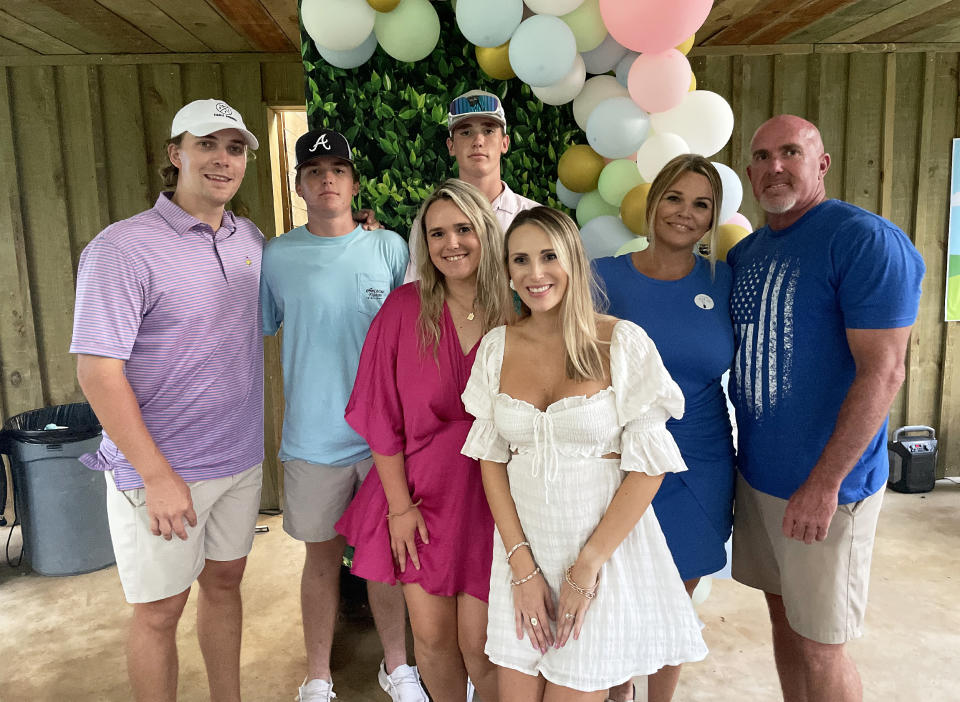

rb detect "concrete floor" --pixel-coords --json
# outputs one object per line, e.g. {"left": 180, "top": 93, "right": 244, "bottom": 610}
{"left": 1, "top": 480, "right": 957, "bottom": 702}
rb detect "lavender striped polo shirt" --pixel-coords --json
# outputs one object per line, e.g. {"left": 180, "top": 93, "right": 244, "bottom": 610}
{"left": 71, "top": 192, "right": 265, "bottom": 490}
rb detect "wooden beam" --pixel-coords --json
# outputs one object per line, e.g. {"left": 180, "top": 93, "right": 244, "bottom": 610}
{"left": 879, "top": 53, "right": 896, "bottom": 221}
{"left": 207, "top": 0, "right": 295, "bottom": 52}
{"left": 689, "top": 42, "right": 960, "bottom": 57}
{"left": 148, "top": 0, "right": 254, "bottom": 53}
{"left": 747, "top": 0, "right": 861, "bottom": 45}
{"left": 860, "top": 0, "right": 960, "bottom": 43}
{"left": 257, "top": 0, "right": 302, "bottom": 48}
{"left": 822, "top": 0, "right": 956, "bottom": 43}
{"left": 0, "top": 9, "right": 82, "bottom": 54}
{"left": 0, "top": 37, "right": 39, "bottom": 57}
{"left": 94, "top": 0, "right": 211, "bottom": 53}
{"left": 0, "top": 52, "right": 300, "bottom": 67}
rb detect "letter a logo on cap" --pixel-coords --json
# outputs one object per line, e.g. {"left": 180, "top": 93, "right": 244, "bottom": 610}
{"left": 309, "top": 134, "right": 331, "bottom": 152}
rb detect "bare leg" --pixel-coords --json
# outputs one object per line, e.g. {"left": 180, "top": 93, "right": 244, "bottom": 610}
{"left": 766, "top": 592, "right": 862, "bottom": 702}
{"left": 543, "top": 680, "right": 607, "bottom": 702}
{"left": 128, "top": 588, "right": 191, "bottom": 702}
{"left": 197, "top": 557, "right": 248, "bottom": 702}
{"left": 500, "top": 667, "right": 546, "bottom": 702}
{"left": 368, "top": 580, "right": 409, "bottom": 673}
{"left": 646, "top": 578, "right": 700, "bottom": 702}
{"left": 402, "top": 583, "right": 466, "bottom": 702}
{"left": 606, "top": 680, "right": 634, "bottom": 702}
{"left": 456, "top": 592, "right": 498, "bottom": 702}
{"left": 302, "top": 537, "right": 346, "bottom": 682}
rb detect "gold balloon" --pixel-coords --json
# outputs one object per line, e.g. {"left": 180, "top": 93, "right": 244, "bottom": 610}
{"left": 676, "top": 34, "right": 695, "bottom": 55}
{"left": 714, "top": 223, "right": 751, "bottom": 261}
{"left": 689, "top": 72, "right": 697, "bottom": 91}
{"left": 619, "top": 183, "right": 652, "bottom": 235}
{"left": 476, "top": 42, "right": 515, "bottom": 80}
{"left": 367, "top": 0, "right": 402, "bottom": 10}
{"left": 558, "top": 145, "right": 606, "bottom": 193}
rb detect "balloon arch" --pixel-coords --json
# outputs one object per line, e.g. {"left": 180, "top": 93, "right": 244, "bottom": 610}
{"left": 300, "top": 0, "right": 752, "bottom": 258}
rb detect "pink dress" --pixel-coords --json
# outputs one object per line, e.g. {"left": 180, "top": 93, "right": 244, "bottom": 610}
{"left": 336, "top": 283, "right": 494, "bottom": 601}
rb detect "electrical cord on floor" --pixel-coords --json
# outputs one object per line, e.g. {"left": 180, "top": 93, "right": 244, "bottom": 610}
{"left": 5, "top": 515, "right": 22, "bottom": 568}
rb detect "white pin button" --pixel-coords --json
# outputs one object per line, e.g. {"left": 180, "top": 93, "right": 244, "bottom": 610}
{"left": 694, "top": 294, "right": 714, "bottom": 310}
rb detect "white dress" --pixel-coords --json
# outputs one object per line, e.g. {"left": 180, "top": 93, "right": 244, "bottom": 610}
{"left": 461, "top": 321, "right": 708, "bottom": 691}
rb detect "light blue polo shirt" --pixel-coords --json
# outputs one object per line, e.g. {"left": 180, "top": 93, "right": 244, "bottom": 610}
{"left": 261, "top": 224, "right": 408, "bottom": 466}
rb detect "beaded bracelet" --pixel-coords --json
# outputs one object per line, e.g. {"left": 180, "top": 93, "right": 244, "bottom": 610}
{"left": 564, "top": 565, "right": 599, "bottom": 600}
{"left": 510, "top": 566, "right": 541, "bottom": 587}
{"left": 505, "top": 541, "right": 530, "bottom": 564}
{"left": 386, "top": 498, "right": 423, "bottom": 520}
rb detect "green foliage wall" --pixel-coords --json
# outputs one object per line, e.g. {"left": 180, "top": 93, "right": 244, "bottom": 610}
{"left": 300, "top": 2, "right": 580, "bottom": 235}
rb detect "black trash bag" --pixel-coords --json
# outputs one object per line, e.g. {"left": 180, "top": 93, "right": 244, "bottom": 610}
{"left": 1, "top": 403, "right": 101, "bottom": 447}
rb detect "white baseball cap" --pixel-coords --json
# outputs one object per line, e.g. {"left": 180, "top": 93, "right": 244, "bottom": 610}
{"left": 170, "top": 99, "right": 259, "bottom": 150}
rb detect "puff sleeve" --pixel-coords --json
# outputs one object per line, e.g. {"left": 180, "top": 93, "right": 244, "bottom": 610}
{"left": 461, "top": 326, "right": 512, "bottom": 463}
{"left": 611, "top": 320, "right": 689, "bottom": 475}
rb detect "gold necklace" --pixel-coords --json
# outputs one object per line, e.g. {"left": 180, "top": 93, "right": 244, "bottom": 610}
{"left": 449, "top": 295, "right": 476, "bottom": 322}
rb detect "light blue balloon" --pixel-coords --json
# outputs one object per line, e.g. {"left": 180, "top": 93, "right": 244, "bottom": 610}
{"left": 508, "top": 15, "right": 577, "bottom": 88}
{"left": 615, "top": 52, "right": 639, "bottom": 87}
{"left": 579, "top": 216, "right": 635, "bottom": 261}
{"left": 456, "top": 0, "right": 523, "bottom": 48}
{"left": 586, "top": 96, "right": 651, "bottom": 159}
{"left": 317, "top": 30, "right": 378, "bottom": 69}
{"left": 581, "top": 33, "right": 629, "bottom": 75}
{"left": 712, "top": 161, "right": 744, "bottom": 225}
{"left": 555, "top": 179, "right": 583, "bottom": 210}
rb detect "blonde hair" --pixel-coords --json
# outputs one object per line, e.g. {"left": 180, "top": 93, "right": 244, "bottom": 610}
{"left": 505, "top": 207, "right": 613, "bottom": 382}
{"left": 645, "top": 154, "right": 723, "bottom": 277}
{"left": 414, "top": 179, "right": 508, "bottom": 354}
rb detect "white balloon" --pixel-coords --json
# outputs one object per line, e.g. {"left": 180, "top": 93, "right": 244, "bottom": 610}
{"left": 615, "top": 51, "right": 639, "bottom": 87}
{"left": 456, "top": 0, "right": 523, "bottom": 48}
{"left": 636, "top": 132, "right": 690, "bottom": 182}
{"left": 581, "top": 33, "right": 629, "bottom": 74}
{"left": 711, "top": 162, "right": 743, "bottom": 226}
{"left": 317, "top": 30, "right": 377, "bottom": 69}
{"left": 556, "top": 179, "right": 584, "bottom": 209}
{"left": 525, "top": 0, "right": 584, "bottom": 15}
{"left": 509, "top": 15, "right": 578, "bottom": 88}
{"left": 579, "top": 215, "right": 635, "bottom": 260}
{"left": 650, "top": 90, "right": 735, "bottom": 158}
{"left": 572, "top": 75, "right": 628, "bottom": 131}
{"left": 692, "top": 575, "right": 713, "bottom": 607}
{"left": 614, "top": 236, "right": 648, "bottom": 256}
{"left": 301, "top": 0, "right": 374, "bottom": 52}
{"left": 532, "top": 54, "right": 586, "bottom": 106}
{"left": 586, "top": 97, "right": 650, "bottom": 159}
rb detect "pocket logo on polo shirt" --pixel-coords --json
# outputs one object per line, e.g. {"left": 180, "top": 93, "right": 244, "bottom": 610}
{"left": 364, "top": 286, "right": 386, "bottom": 303}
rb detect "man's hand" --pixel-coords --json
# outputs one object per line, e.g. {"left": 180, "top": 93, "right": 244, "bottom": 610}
{"left": 782, "top": 478, "right": 839, "bottom": 544}
{"left": 353, "top": 208, "right": 382, "bottom": 231}
{"left": 144, "top": 471, "right": 198, "bottom": 540}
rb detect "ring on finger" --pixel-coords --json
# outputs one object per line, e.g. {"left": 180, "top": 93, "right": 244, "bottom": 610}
{"left": 530, "top": 616, "right": 539, "bottom": 627}
{"left": 564, "top": 612, "right": 574, "bottom": 620}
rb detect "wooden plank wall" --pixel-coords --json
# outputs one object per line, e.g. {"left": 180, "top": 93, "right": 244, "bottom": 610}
{"left": 0, "top": 55, "right": 304, "bottom": 508}
{"left": 691, "top": 47, "right": 960, "bottom": 477}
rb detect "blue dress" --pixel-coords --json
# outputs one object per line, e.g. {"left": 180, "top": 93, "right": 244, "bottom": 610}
{"left": 594, "top": 254, "right": 736, "bottom": 579}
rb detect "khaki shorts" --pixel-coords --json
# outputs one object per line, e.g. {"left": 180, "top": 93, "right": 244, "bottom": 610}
{"left": 732, "top": 472, "right": 883, "bottom": 644}
{"left": 282, "top": 457, "right": 374, "bottom": 542}
{"left": 105, "top": 464, "right": 263, "bottom": 604}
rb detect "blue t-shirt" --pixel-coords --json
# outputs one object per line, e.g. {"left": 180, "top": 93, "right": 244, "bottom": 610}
{"left": 727, "top": 199, "right": 925, "bottom": 503}
{"left": 594, "top": 254, "right": 735, "bottom": 468}
{"left": 261, "top": 225, "right": 408, "bottom": 466}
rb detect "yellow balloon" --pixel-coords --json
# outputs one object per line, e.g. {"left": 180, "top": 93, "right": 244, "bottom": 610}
{"left": 558, "top": 145, "right": 606, "bottom": 193}
{"left": 676, "top": 34, "right": 695, "bottom": 55}
{"left": 619, "top": 183, "right": 652, "bottom": 235}
{"left": 367, "top": 0, "right": 401, "bottom": 10}
{"left": 715, "top": 223, "right": 751, "bottom": 261}
{"left": 476, "top": 42, "right": 515, "bottom": 80}
{"left": 689, "top": 72, "right": 697, "bottom": 91}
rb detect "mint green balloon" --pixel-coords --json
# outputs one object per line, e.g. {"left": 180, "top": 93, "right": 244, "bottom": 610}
{"left": 374, "top": 0, "right": 441, "bottom": 63}
{"left": 576, "top": 189, "right": 620, "bottom": 227}
{"left": 598, "top": 159, "right": 645, "bottom": 207}
{"left": 561, "top": 0, "right": 606, "bottom": 53}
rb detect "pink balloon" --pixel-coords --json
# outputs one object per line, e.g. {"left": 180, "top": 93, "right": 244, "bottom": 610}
{"left": 627, "top": 49, "right": 691, "bottom": 113}
{"left": 725, "top": 212, "right": 753, "bottom": 231}
{"left": 599, "top": 0, "right": 712, "bottom": 54}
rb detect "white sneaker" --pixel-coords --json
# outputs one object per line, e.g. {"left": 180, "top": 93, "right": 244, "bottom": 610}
{"left": 378, "top": 660, "right": 429, "bottom": 702}
{"left": 297, "top": 677, "right": 336, "bottom": 702}
{"left": 467, "top": 677, "right": 475, "bottom": 702}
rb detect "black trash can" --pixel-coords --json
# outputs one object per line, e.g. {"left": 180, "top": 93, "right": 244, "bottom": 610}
{"left": 0, "top": 403, "right": 115, "bottom": 576}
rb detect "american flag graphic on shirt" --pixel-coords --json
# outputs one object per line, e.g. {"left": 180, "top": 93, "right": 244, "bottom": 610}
{"left": 731, "top": 254, "right": 800, "bottom": 420}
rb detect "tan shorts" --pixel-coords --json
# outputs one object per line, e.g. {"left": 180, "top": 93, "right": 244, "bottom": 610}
{"left": 105, "top": 464, "right": 263, "bottom": 604}
{"left": 732, "top": 472, "right": 884, "bottom": 644}
{"left": 281, "top": 457, "right": 374, "bottom": 542}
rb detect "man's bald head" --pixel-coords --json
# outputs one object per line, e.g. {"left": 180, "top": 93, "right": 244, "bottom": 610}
{"left": 751, "top": 115, "right": 825, "bottom": 157}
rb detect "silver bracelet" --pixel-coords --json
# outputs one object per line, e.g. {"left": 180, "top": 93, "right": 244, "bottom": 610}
{"left": 510, "top": 566, "right": 541, "bottom": 587}
{"left": 505, "top": 540, "right": 530, "bottom": 564}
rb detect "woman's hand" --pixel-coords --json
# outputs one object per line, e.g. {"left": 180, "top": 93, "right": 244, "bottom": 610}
{"left": 387, "top": 505, "right": 428, "bottom": 572}
{"left": 555, "top": 562, "right": 599, "bottom": 647}
{"left": 512, "top": 572, "right": 556, "bottom": 653}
